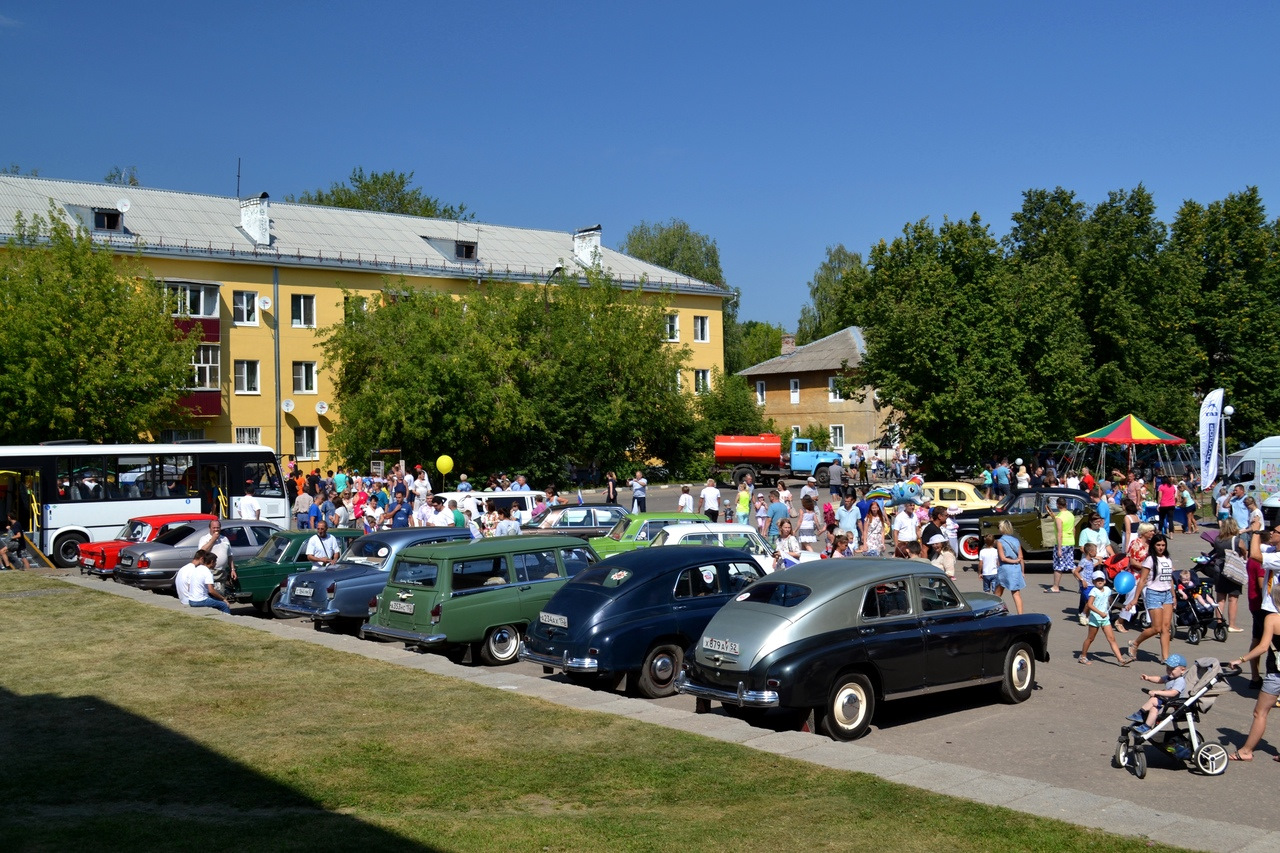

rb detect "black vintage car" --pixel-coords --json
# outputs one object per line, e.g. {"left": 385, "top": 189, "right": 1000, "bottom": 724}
{"left": 676, "top": 559, "right": 1053, "bottom": 740}
{"left": 955, "top": 487, "right": 1111, "bottom": 560}
{"left": 519, "top": 546, "right": 765, "bottom": 698}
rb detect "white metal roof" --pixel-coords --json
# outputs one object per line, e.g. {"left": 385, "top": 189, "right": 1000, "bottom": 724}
{"left": 0, "top": 175, "right": 726, "bottom": 296}
{"left": 738, "top": 327, "right": 865, "bottom": 377}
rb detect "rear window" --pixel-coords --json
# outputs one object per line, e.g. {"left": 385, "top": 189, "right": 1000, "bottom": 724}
{"left": 393, "top": 559, "right": 438, "bottom": 587}
{"left": 155, "top": 525, "right": 196, "bottom": 545}
{"left": 735, "top": 582, "right": 811, "bottom": 608}
{"left": 559, "top": 546, "right": 597, "bottom": 577}
{"left": 577, "top": 565, "right": 636, "bottom": 588}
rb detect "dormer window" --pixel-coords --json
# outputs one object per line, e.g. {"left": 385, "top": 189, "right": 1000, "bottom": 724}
{"left": 455, "top": 240, "right": 477, "bottom": 260}
{"left": 93, "top": 209, "right": 122, "bottom": 231}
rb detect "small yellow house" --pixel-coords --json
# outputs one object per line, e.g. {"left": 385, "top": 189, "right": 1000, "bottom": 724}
{"left": 0, "top": 175, "right": 727, "bottom": 465}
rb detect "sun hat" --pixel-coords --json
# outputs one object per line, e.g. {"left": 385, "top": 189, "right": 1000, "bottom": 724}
{"left": 947, "top": 503, "right": 960, "bottom": 514}
{"left": 926, "top": 534, "right": 946, "bottom": 546}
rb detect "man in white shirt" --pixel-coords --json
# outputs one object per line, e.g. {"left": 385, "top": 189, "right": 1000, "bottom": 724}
{"left": 800, "top": 477, "right": 820, "bottom": 502}
{"left": 429, "top": 496, "right": 455, "bottom": 527}
{"left": 699, "top": 479, "right": 721, "bottom": 523}
{"left": 891, "top": 505, "right": 917, "bottom": 557}
{"left": 237, "top": 481, "right": 261, "bottom": 520}
{"left": 175, "top": 552, "right": 231, "bottom": 614}
{"left": 412, "top": 469, "right": 432, "bottom": 505}
{"left": 197, "top": 519, "right": 235, "bottom": 590}
{"left": 305, "top": 520, "right": 342, "bottom": 567}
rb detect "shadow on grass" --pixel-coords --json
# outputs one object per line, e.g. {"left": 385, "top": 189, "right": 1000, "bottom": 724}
{"left": 0, "top": 687, "right": 437, "bottom": 852}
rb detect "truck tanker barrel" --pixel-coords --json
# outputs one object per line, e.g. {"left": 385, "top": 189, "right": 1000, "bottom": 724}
{"left": 714, "top": 434, "right": 782, "bottom": 466}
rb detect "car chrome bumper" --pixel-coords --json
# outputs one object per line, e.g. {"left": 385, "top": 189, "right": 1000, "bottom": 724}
{"left": 85, "top": 567, "right": 115, "bottom": 578}
{"left": 276, "top": 603, "right": 340, "bottom": 620}
{"left": 361, "top": 623, "right": 446, "bottom": 646}
{"left": 517, "top": 643, "right": 599, "bottom": 673}
{"left": 674, "top": 672, "right": 779, "bottom": 708}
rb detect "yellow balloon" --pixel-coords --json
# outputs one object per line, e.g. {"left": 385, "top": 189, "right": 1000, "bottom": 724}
{"left": 436, "top": 455, "right": 454, "bottom": 475}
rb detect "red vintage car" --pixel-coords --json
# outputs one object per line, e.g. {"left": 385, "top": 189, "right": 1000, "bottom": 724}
{"left": 80, "top": 513, "right": 218, "bottom": 578}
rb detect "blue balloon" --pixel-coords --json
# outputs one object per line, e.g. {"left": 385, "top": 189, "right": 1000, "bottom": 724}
{"left": 1113, "top": 570, "right": 1135, "bottom": 595}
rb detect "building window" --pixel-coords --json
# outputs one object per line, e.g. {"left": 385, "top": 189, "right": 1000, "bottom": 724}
{"left": 789, "top": 378, "right": 800, "bottom": 405}
{"left": 693, "top": 315, "right": 709, "bottom": 343}
{"left": 93, "top": 209, "right": 122, "bottom": 231}
{"left": 455, "top": 240, "right": 477, "bottom": 260}
{"left": 294, "top": 426, "right": 318, "bottom": 461}
{"left": 293, "top": 361, "right": 317, "bottom": 394}
{"left": 828, "top": 377, "right": 844, "bottom": 402}
{"left": 829, "top": 424, "right": 845, "bottom": 449}
{"left": 232, "top": 291, "right": 258, "bottom": 325}
{"left": 191, "top": 344, "right": 220, "bottom": 390}
{"left": 791, "top": 426, "right": 801, "bottom": 438}
{"left": 664, "top": 314, "right": 679, "bottom": 342}
{"left": 291, "top": 294, "right": 316, "bottom": 328}
{"left": 160, "top": 429, "right": 205, "bottom": 443}
{"left": 166, "top": 282, "right": 219, "bottom": 318}
{"left": 234, "top": 360, "right": 260, "bottom": 394}
{"left": 235, "top": 427, "right": 262, "bottom": 445}
{"left": 695, "top": 369, "right": 710, "bottom": 394}
{"left": 755, "top": 381, "right": 766, "bottom": 406}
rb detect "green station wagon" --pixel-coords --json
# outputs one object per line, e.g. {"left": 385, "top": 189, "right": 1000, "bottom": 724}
{"left": 587, "top": 512, "right": 706, "bottom": 558}
{"left": 229, "top": 528, "right": 362, "bottom": 616}
{"left": 363, "top": 535, "right": 600, "bottom": 665}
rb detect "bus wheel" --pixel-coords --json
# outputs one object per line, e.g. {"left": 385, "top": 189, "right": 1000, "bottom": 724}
{"left": 53, "top": 533, "right": 87, "bottom": 569}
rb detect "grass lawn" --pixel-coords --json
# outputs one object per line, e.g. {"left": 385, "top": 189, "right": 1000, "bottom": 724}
{"left": 0, "top": 572, "right": 1185, "bottom": 852}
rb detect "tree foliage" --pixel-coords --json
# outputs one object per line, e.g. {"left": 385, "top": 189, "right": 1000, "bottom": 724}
{"left": 288, "top": 167, "right": 472, "bottom": 221}
{"left": 104, "top": 166, "right": 140, "bottom": 186}
{"left": 795, "top": 245, "right": 870, "bottom": 345}
{"left": 0, "top": 210, "right": 199, "bottom": 443}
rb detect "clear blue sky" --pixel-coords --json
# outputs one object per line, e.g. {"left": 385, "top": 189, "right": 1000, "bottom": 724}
{"left": 3, "top": 2, "right": 1278, "bottom": 328}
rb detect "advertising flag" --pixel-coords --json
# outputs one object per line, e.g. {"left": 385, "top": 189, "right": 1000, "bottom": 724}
{"left": 1199, "top": 388, "right": 1224, "bottom": 486}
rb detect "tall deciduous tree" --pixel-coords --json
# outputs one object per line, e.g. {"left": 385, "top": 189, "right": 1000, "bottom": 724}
{"left": 289, "top": 167, "right": 472, "bottom": 221}
{"left": 795, "top": 245, "right": 870, "bottom": 345}
{"left": 0, "top": 211, "right": 199, "bottom": 443}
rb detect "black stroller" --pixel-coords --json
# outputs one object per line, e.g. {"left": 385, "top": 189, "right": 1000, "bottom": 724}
{"left": 1113, "top": 657, "right": 1239, "bottom": 778}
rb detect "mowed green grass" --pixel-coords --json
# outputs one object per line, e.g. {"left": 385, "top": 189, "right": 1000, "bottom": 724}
{"left": 0, "top": 573, "right": 1183, "bottom": 853}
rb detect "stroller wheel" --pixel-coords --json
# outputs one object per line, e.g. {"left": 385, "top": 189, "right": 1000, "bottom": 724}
{"left": 1187, "top": 625, "right": 1202, "bottom": 645}
{"left": 1214, "top": 624, "right": 1228, "bottom": 643}
{"left": 1113, "top": 740, "right": 1129, "bottom": 769}
{"left": 1195, "top": 743, "right": 1229, "bottom": 776}
{"left": 1138, "top": 610, "right": 1152, "bottom": 630}
{"left": 1132, "top": 748, "right": 1147, "bottom": 779}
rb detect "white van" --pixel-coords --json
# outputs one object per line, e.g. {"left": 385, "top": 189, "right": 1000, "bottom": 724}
{"left": 433, "top": 490, "right": 540, "bottom": 524}
{"left": 1224, "top": 436, "right": 1280, "bottom": 505}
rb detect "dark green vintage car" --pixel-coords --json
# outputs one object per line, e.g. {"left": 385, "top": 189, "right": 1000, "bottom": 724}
{"left": 228, "top": 528, "right": 362, "bottom": 616}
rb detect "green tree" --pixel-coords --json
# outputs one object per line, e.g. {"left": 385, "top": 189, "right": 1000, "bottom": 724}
{"left": 795, "top": 245, "right": 870, "bottom": 345}
{"left": 2, "top": 164, "right": 38, "bottom": 176}
{"left": 800, "top": 423, "right": 831, "bottom": 450}
{"left": 288, "top": 167, "right": 472, "bottom": 221}
{"left": 103, "top": 166, "right": 140, "bottom": 186}
{"left": 0, "top": 210, "right": 199, "bottom": 443}
{"left": 734, "top": 320, "right": 786, "bottom": 369}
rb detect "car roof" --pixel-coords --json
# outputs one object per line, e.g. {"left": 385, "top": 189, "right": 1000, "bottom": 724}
{"left": 627, "top": 512, "right": 707, "bottom": 522}
{"left": 922, "top": 481, "right": 976, "bottom": 490}
{"left": 768, "top": 556, "right": 948, "bottom": 597}
{"left": 398, "top": 534, "right": 588, "bottom": 560}
{"left": 350, "top": 528, "right": 473, "bottom": 547}
{"left": 659, "top": 523, "right": 760, "bottom": 536}
{"left": 127, "top": 513, "right": 218, "bottom": 525}
{"left": 268, "top": 528, "right": 363, "bottom": 541}
{"left": 601, "top": 545, "right": 753, "bottom": 574}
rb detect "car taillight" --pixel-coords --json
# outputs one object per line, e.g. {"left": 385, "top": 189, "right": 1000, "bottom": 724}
{"left": 138, "top": 557, "right": 150, "bottom": 568}
{"left": 326, "top": 583, "right": 336, "bottom": 596}
{"left": 430, "top": 603, "right": 441, "bottom": 624}
{"left": 766, "top": 678, "right": 781, "bottom": 689}
{"left": 368, "top": 596, "right": 378, "bottom": 609}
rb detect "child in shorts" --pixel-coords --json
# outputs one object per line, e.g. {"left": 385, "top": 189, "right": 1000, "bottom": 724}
{"left": 978, "top": 534, "right": 999, "bottom": 593}
{"left": 1072, "top": 542, "right": 1098, "bottom": 626}
{"left": 1127, "top": 654, "right": 1188, "bottom": 731}
{"left": 1079, "top": 570, "right": 1128, "bottom": 665}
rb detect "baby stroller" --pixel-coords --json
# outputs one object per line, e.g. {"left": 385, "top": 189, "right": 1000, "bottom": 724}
{"left": 1171, "top": 573, "right": 1228, "bottom": 645}
{"left": 1113, "top": 657, "right": 1239, "bottom": 778}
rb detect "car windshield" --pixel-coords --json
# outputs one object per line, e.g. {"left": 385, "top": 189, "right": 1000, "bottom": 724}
{"left": 154, "top": 525, "right": 197, "bottom": 546}
{"left": 650, "top": 530, "right": 672, "bottom": 547}
{"left": 724, "top": 533, "right": 771, "bottom": 556}
{"left": 341, "top": 539, "right": 394, "bottom": 569}
{"left": 116, "top": 520, "right": 150, "bottom": 542}
{"left": 255, "top": 535, "right": 290, "bottom": 564}
{"left": 604, "top": 519, "right": 629, "bottom": 541}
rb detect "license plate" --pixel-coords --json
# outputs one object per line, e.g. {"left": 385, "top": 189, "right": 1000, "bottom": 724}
{"left": 83, "top": 558, "right": 95, "bottom": 567}
{"left": 703, "top": 636, "right": 740, "bottom": 656}
{"left": 294, "top": 587, "right": 314, "bottom": 598}
{"left": 539, "top": 611, "right": 568, "bottom": 628}
{"left": 389, "top": 600, "right": 415, "bottom": 614}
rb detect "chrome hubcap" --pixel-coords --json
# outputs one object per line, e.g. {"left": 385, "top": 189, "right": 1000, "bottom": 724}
{"left": 650, "top": 654, "right": 675, "bottom": 684}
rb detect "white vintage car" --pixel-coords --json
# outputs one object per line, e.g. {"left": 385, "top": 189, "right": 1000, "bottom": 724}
{"left": 648, "top": 523, "right": 823, "bottom": 574}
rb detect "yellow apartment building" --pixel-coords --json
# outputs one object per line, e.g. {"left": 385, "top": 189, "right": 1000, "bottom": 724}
{"left": 0, "top": 175, "right": 727, "bottom": 466}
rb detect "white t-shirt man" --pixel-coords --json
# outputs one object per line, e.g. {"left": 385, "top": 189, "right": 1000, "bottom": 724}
{"left": 892, "top": 507, "right": 918, "bottom": 543}
{"left": 699, "top": 484, "right": 721, "bottom": 514}
{"left": 238, "top": 493, "right": 262, "bottom": 520}
{"left": 413, "top": 474, "right": 431, "bottom": 504}
{"left": 175, "top": 560, "right": 214, "bottom": 605}
{"left": 305, "top": 530, "right": 341, "bottom": 564}
{"left": 430, "top": 505, "right": 454, "bottom": 527}
{"left": 197, "top": 531, "right": 231, "bottom": 576}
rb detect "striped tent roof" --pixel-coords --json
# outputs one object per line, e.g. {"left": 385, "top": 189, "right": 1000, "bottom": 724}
{"left": 1075, "top": 415, "right": 1185, "bottom": 445}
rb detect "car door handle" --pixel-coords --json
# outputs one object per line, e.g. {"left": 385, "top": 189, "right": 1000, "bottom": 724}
{"left": 673, "top": 604, "right": 688, "bottom": 611}
{"left": 859, "top": 627, "right": 874, "bottom": 636}
{"left": 519, "top": 584, "right": 531, "bottom": 591}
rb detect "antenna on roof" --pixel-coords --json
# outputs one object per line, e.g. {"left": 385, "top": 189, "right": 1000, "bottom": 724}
{"left": 236, "top": 157, "right": 241, "bottom": 198}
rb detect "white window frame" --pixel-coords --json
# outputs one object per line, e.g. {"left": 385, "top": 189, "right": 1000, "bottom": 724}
{"left": 160, "top": 428, "right": 205, "bottom": 442}
{"left": 291, "top": 294, "right": 316, "bottom": 328}
{"left": 664, "top": 314, "right": 679, "bottom": 342}
{"left": 828, "top": 376, "right": 844, "bottom": 402}
{"left": 791, "top": 425, "right": 801, "bottom": 438}
{"left": 167, "top": 282, "right": 219, "bottom": 318}
{"left": 235, "top": 427, "right": 262, "bottom": 445}
{"left": 292, "top": 361, "right": 317, "bottom": 394}
{"left": 232, "top": 290, "right": 258, "bottom": 326}
{"left": 755, "top": 380, "right": 766, "bottom": 406}
{"left": 789, "top": 378, "right": 800, "bottom": 405}
{"left": 294, "top": 426, "right": 318, "bottom": 461}
{"left": 675, "top": 370, "right": 682, "bottom": 392}
{"left": 234, "top": 359, "right": 260, "bottom": 395}
{"left": 694, "top": 369, "right": 710, "bottom": 395}
{"left": 693, "top": 315, "right": 709, "bottom": 343}
{"left": 191, "top": 344, "right": 220, "bottom": 390}
{"left": 829, "top": 424, "right": 845, "bottom": 449}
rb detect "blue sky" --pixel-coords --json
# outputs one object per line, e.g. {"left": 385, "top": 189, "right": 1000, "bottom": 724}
{"left": 3, "top": 2, "right": 1278, "bottom": 328}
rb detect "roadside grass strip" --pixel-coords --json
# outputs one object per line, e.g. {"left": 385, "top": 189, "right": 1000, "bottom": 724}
{"left": 0, "top": 573, "right": 1187, "bottom": 853}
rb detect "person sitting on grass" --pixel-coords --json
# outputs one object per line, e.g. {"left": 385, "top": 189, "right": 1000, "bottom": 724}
{"left": 174, "top": 552, "right": 232, "bottom": 615}
{"left": 1126, "top": 654, "right": 1187, "bottom": 732}
{"left": 1079, "top": 570, "right": 1129, "bottom": 666}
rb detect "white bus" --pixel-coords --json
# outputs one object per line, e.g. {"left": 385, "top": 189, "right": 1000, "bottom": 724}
{"left": 0, "top": 442, "right": 288, "bottom": 567}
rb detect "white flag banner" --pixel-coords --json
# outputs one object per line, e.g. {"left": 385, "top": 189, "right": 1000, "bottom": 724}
{"left": 1199, "top": 388, "right": 1224, "bottom": 486}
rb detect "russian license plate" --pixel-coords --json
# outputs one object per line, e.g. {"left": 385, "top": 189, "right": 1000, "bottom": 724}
{"left": 703, "top": 636, "right": 740, "bottom": 656}
{"left": 389, "top": 600, "right": 415, "bottom": 614}
{"left": 539, "top": 611, "right": 568, "bottom": 628}
{"left": 82, "top": 558, "right": 95, "bottom": 567}
{"left": 294, "top": 587, "right": 314, "bottom": 598}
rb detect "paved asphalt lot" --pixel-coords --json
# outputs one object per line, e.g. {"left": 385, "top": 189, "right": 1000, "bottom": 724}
{"left": 54, "top": 485, "right": 1280, "bottom": 849}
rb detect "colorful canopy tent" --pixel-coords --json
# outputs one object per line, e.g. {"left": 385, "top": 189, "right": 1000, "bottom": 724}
{"left": 1065, "top": 415, "right": 1189, "bottom": 483}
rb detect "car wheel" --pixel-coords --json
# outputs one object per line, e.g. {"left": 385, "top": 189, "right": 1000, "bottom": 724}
{"left": 1214, "top": 624, "right": 1228, "bottom": 643}
{"left": 479, "top": 624, "right": 522, "bottom": 666}
{"left": 636, "top": 642, "right": 683, "bottom": 698}
{"left": 267, "top": 587, "right": 297, "bottom": 620}
{"left": 959, "top": 534, "right": 981, "bottom": 561}
{"left": 820, "top": 673, "right": 875, "bottom": 741}
{"left": 1194, "top": 742, "right": 1229, "bottom": 776}
{"left": 998, "top": 642, "right": 1035, "bottom": 704}
{"left": 53, "top": 532, "right": 87, "bottom": 569}
{"left": 1187, "top": 625, "right": 1201, "bottom": 645}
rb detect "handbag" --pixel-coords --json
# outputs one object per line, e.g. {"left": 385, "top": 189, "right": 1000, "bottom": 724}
{"left": 1039, "top": 513, "right": 1059, "bottom": 547}
{"left": 1222, "top": 535, "right": 1248, "bottom": 585}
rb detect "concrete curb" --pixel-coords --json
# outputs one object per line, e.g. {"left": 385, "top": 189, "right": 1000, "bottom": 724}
{"left": 54, "top": 573, "right": 1274, "bottom": 852}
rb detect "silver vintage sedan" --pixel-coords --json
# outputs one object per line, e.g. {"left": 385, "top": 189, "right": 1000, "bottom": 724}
{"left": 113, "top": 519, "right": 280, "bottom": 593}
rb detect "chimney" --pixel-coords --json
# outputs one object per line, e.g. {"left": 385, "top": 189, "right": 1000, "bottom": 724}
{"left": 240, "top": 192, "right": 270, "bottom": 246}
{"left": 573, "top": 224, "right": 601, "bottom": 267}
{"left": 781, "top": 334, "right": 796, "bottom": 355}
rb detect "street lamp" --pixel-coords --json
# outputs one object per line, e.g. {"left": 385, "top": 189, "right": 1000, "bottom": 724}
{"left": 1222, "top": 404, "right": 1235, "bottom": 481}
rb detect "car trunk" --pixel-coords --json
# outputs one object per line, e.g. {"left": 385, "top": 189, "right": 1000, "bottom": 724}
{"left": 692, "top": 605, "right": 794, "bottom": 672}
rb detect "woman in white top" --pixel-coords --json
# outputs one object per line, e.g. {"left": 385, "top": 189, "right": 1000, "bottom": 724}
{"left": 1015, "top": 465, "right": 1031, "bottom": 490}
{"left": 676, "top": 484, "right": 694, "bottom": 514}
{"left": 773, "top": 519, "right": 801, "bottom": 569}
{"left": 796, "top": 496, "right": 818, "bottom": 550}
{"left": 1129, "top": 530, "right": 1174, "bottom": 663}
{"left": 1246, "top": 497, "right": 1264, "bottom": 532}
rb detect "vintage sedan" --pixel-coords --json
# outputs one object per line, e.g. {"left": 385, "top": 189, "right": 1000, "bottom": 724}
{"left": 520, "top": 546, "right": 766, "bottom": 698}
{"left": 364, "top": 535, "right": 599, "bottom": 664}
{"left": 521, "top": 503, "right": 630, "bottom": 541}
{"left": 955, "top": 486, "right": 1101, "bottom": 560}
{"left": 921, "top": 481, "right": 995, "bottom": 514}
{"left": 966, "top": 488, "right": 1119, "bottom": 560}
{"left": 227, "top": 528, "right": 362, "bottom": 616}
{"left": 80, "top": 512, "right": 217, "bottom": 577}
{"left": 587, "top": 511, "right": 706, "bottom": 558}
{"left": 277, "top": 527, "right": 473, "bottom": 632}
{"left": 649, "top": 522, "right": 822, "bottom": 573}
{"left": 675, "top": 559, "right": 1052, "bottom": 740}
{"left": 114, "top": 519, "right": 280, "bottom": 592}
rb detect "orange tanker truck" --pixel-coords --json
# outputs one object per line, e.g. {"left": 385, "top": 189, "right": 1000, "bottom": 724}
{"left": 712, "top": 434, "right": 844, "bottom": 488}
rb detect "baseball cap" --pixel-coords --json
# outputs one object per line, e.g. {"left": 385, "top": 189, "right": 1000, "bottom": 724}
{"left": 1163, "top": 654, "right": 1187, "bottom": 668}
{"left": 1092, "top": 570, "right": 1106, "bottom": 581}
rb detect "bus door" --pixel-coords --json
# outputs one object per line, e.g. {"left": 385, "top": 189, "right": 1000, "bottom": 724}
{"left": 199, "top": 463, "right": 230, "bottom": 518}
{"left": 0, "top": 469, "right": 43, "bottom": 552}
